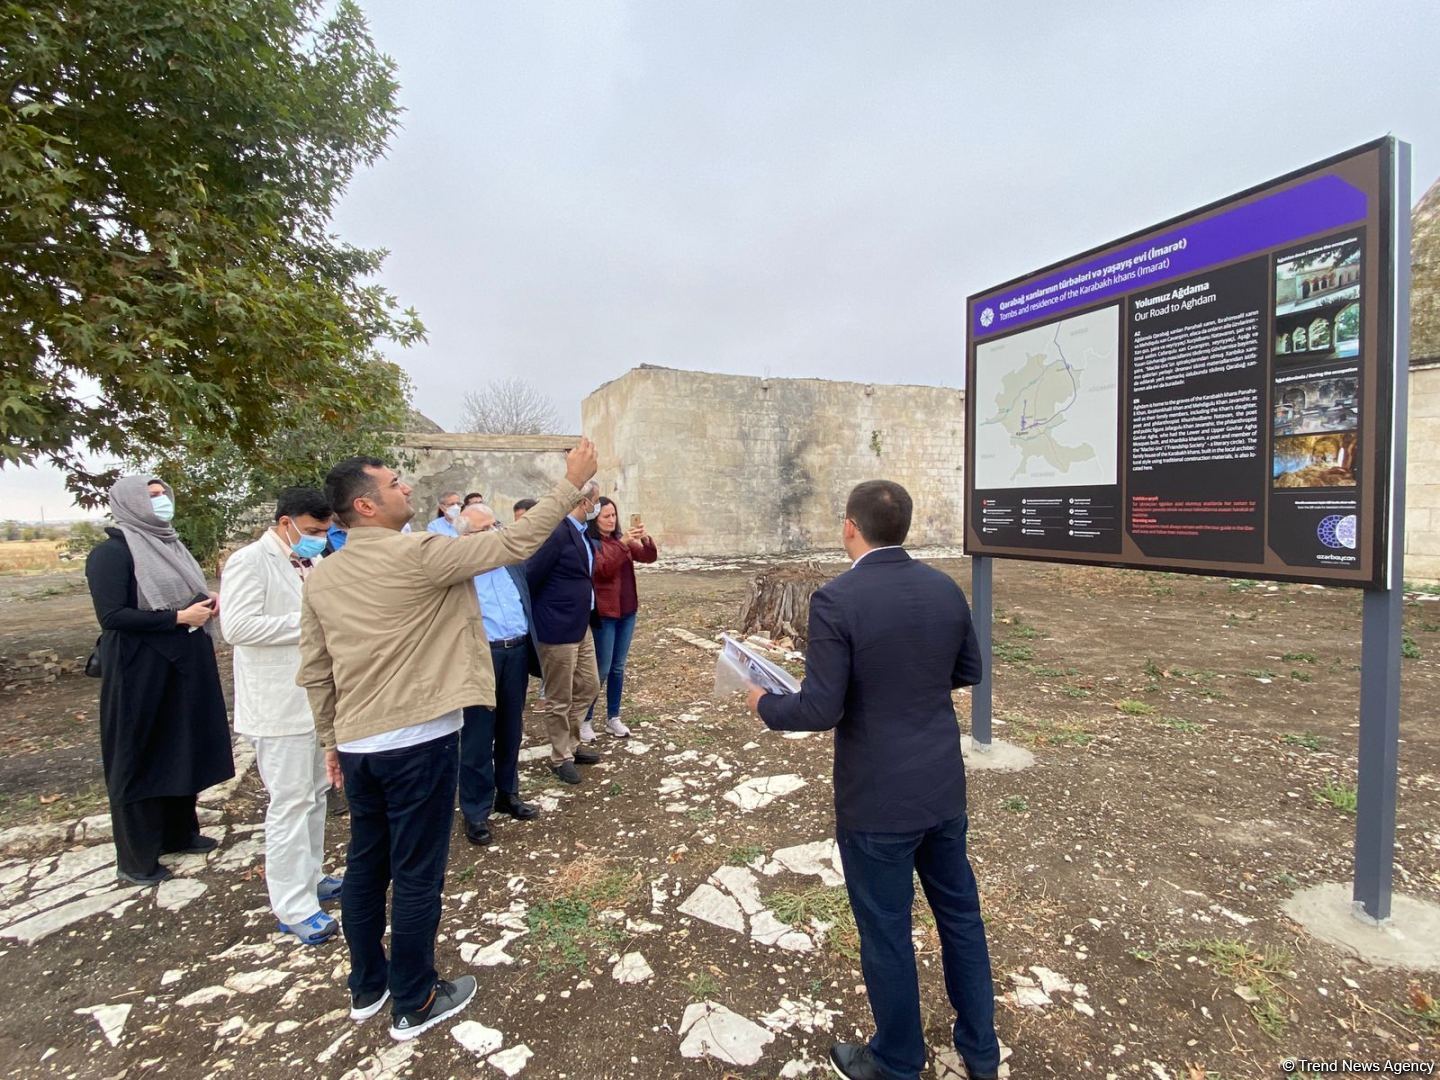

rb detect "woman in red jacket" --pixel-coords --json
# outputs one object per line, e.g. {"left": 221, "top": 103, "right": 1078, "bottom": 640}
{"left": 584, "top": 497, "right": 658, "bottom": 739}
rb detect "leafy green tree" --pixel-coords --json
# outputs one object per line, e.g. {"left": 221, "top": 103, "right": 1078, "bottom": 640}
{"left": 1, "top": 0, "right": 423, "bottom": 502}
{"left": 64, "top": 520, "right": 106, "bottom": 557}
{"left": 134, "top": 357, "right": 417, "bottom": 565}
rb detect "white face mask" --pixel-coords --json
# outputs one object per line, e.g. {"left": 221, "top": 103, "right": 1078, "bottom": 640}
{"left": 150, "top": 494, "right": 175, "bottom": 522}
{"left": 585, "top": 503, "right": 600, "bottom": 522}
{"left": 443, "top": 504, "right": 461, "bottom": 520}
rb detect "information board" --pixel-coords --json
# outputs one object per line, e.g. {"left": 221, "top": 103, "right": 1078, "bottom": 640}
{"left": 964, "top": 139, "right": 1401, "bottom": 587}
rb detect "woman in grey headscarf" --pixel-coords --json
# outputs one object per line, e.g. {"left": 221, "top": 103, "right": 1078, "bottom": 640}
{"left": 85, "top": 477, "right": 235, "bottom": 886}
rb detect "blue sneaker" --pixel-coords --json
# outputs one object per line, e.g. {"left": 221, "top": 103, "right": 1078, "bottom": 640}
{"left": 277, "top": 910, "right": 338, "bottom": 946}
{"left": 317, "top": 875, "right": 344, "bottom": 904}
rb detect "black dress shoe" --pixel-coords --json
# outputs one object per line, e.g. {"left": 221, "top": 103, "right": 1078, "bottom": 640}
{"left": 550, "top": 761, "right": 581, "bottom": 785}
{"left": 573, "top": 746, "right": 600, "bottom": 765}
{"left": 494, "top": 795, "right": 538, "bottom": 821}
{"left": 828, "top": 1042, "right": 887, "bottom": 1080}
{"left": 464, "top": 820, "right": 492, "bottom": 846}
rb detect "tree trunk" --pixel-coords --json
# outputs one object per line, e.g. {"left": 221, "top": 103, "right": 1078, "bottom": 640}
{"left": 739, "top": 564, "right": 830, "bottom": 650}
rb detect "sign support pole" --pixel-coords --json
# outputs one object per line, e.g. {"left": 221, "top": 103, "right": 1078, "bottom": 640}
{"left": 1352, "top": 138, "right": 1411, "bottom": 923}
{"left": 971, "top": 554, "right": 994, "bottom": 749}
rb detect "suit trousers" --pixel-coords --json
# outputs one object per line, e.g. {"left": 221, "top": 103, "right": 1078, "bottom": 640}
{"left": 535, "top": 631, "right": 600, "bottom": 765}
{"left": 459, "top": 639, "right": 530, "bottom": 823}
{"left": 252, "top": 732, "right": 330, "bottom": 926}
{"left": 111, "top": 795, "right": 201, "bottom": 877}
{"left": 835, "top": 814, "right": 1000, "bottom": 1080}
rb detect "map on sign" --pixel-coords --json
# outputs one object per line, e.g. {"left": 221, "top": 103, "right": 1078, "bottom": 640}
{"left": 973, "top": 304, "right": 1120, "bottom": 490}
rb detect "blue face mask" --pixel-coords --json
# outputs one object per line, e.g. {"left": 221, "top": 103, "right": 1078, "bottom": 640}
{"left": 286, "top": 523, "right": 327, "bottom": 560}
{"left": 150, "top": 494, "right": 175, "bottom": 522}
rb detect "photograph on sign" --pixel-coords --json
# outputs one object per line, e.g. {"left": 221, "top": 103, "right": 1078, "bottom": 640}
{"left": 964, "top": 139, "right": 1396, "bottom": 587}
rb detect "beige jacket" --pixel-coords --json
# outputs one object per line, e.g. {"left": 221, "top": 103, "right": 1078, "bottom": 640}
{"left": 297, "top": 479, "right": 581, "bottom": 749}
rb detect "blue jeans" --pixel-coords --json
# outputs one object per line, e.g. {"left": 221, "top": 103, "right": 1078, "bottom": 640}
{"left": 836, "top": 814, "right": 1000, "bottom": 1080}
{"left": 338, "top": 732, "right": 458, "bottom": 1013}
{"left": 586, "top": 612, "right": 637, "bottom": 721}
{"left": 460, "top": 640, "right": 529, "bottom": 824}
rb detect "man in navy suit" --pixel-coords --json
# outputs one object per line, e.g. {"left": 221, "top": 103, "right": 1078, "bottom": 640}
{"left": 748, "top": 480, "right": 1000, "bottom": 1080}
{"left": 525, "top": 481, "right": 603, "bottom": 784}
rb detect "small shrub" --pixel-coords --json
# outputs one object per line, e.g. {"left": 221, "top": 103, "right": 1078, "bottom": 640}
{"left": 1402, "top": 633, "right": 1422, "bottom": 660}
{"left": 1116, "top": 699, "right": 1155, "bottom": 716}
{"left": 1282, "top": 732, "right": 1325, "bottom": 751}
{"left": 1315, "top": 780, "right": 1357, "bottom": 814}
{"left": 1159, "top": 716, "right": 1203, "bottom": 734}
{"left": 1281, "top": 651, "right": 1316, "bottom": 664}
{"left": 1001, "top": 796, "right": 1029, "bottom": 812}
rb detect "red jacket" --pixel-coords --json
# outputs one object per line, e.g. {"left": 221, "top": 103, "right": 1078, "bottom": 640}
{"left": 592, "top": 535, "right": 658, "bottom": 618}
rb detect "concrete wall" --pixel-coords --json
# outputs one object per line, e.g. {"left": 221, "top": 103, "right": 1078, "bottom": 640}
{"left": 582, "top": 366, "right": 966, "bottom": 557}
{"left": 397, "top": 433, "right": 577, "bottom": 525}
{"left": 1406, "top": 362, "right": 1440, "bottom": 582}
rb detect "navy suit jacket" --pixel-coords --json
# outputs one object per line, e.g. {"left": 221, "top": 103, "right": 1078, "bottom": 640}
{"left": 524, "top": 518, "right": 595, "bottom": 645}
{"left": 758, "top": 547, "right": 983, "bottom": 832}
{"left": 499, "top": 563, "right": 543, "bottom": 679}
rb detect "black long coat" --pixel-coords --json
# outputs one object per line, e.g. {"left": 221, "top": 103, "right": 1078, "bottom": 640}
{"left": 85, "top": 530, "right": 235, "bottom": 803}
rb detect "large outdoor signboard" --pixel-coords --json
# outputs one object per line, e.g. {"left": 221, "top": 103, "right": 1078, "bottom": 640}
{"left": 964, "top": 139, "right": 1401, "bottom": 587}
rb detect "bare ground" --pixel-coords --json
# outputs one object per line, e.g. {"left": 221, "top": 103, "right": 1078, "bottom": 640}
{"left": 0, "top": 557, "right": 1437, "bottom": 1078}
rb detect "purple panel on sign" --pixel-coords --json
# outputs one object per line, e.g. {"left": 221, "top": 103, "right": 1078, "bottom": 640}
{"left": 971, "top": 174, "right": 1367, "bottom": 339}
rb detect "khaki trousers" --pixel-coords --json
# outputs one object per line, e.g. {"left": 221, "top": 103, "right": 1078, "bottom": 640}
{"left": 535, "top": 631, "right": 601, "bottom": 765}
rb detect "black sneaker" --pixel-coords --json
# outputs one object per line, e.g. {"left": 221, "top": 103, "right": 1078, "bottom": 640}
{"left": 350, "top": 987, "right": 390, "bottom": 1022}
{"left": 173, "top": 834, "right": 218, "bottom": 854}
{"left": 389, "top": 976, "right": 476, "bottom": 1041}
{"left": 116, "top": 865, "right": 174, "bottom": 887}
{"left": 573, "top": 746, "right": 600, "bottom": 765}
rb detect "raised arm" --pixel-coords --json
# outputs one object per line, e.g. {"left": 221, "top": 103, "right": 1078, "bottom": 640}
{"left": 756, "top": 589, "right": 850, "bottom": 732}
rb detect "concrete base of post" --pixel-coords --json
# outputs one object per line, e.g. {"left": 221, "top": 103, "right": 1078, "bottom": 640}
{"left": 960, "top": 735, "right": 1035, "bottom": 772}
{"left": 1283, "top": 882, "right": 1440, "bottom": 972}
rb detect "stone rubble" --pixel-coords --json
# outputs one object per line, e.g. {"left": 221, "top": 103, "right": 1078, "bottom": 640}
{"left": 677, "top": 1001, "right": 775, "bottom": 1066}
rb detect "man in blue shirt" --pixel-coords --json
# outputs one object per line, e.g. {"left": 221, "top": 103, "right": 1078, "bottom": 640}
{"left": 427, "top": 503, "right": 540, "bottom": 845}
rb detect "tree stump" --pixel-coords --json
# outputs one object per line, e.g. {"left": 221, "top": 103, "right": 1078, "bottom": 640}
{"left": 739, "top": 563, "right": 830, "bottom": 650}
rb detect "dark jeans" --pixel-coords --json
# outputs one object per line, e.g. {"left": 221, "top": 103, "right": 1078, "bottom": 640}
{"left": 836, "top": 814, "right": 1000, "bottom": 1080}
{"left": 460, "top": 640, "right": 529, "bottom": 824}
{"left": 112, "top": 794, "right": 200, "bottom": 876}
{"left": 338, "top": 732, "right": 458, "bottom": 1013}
{"left": 586, "top": 611, "right": 637, "bottom": 721}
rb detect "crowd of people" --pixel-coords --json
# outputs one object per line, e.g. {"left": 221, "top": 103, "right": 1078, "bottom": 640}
{"left": 83, "top": 447, "right": 1003, "bottom": 1079}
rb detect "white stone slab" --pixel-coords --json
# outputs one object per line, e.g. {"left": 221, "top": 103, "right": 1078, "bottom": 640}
{"left": 0, "top": 887, "right": 130, "bottom": 944}
{"left": 177, "top": 985, "right": 236, "bottom": 1007}
{"left": 763, "top": 840, "right": 845, "bottom": 886}
{"left": 677, "top": 883, "right": 745, "bottom": 934}
{"left": 723, "top": 774, "right": 806, "bottom": 811}
{"left": 461, "top": 930, "right": 525, "bottom": 967}
{"left": 678, "top": 1001, "right": 775, "bottom": 1066}
{"left": 710, "top": 866, "right": 765, "bottom": 916}
{"left": 74, "top": 1003, "right": 131, "bottom": 1047}
{"left": 225, "top": 968, "right": 292, "bottom": 994}
{"left": 488, "top": 1043, "right": 534, "bottom": 1076}
{"left": 760, "top": 996, "right": 839, "bottom": 1034}
{"left": 611, "top": 951, "right": 654, "bottom": 984}
{"left": 156, "top": 877, "right": 208, "bottom": 911}
{"left": 451, "top": 1019, "right": 503, "bottom": 1056}
{"left": 338, "top": 1042, "right": 415, "bottom": 1080}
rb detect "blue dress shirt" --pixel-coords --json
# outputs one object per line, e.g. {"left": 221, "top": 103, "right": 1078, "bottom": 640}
{"left": 427, "top": 516, "right": 529, "bottom": 640}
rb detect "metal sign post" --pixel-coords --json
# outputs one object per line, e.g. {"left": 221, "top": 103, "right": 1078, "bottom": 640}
{"left": 970, "top": 554, "right": 994, "bottom": 749}
{"left": 1352, "top": 139, "right": 1411, "bottom": 923}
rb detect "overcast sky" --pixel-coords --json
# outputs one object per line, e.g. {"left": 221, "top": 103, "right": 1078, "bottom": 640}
{"left": 6, "top": 0, "right": 1440, "bottom": 520}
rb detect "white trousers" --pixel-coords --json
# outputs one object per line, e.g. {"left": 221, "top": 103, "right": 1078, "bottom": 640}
{"left": 251, "top": 732, "right": 330, "bottom": 927}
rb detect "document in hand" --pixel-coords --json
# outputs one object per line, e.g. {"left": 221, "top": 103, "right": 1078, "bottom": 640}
{"left": 713, "top": 634, "right": 801, "bottom": 697}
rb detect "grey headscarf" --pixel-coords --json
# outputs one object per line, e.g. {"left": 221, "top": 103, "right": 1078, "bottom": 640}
{"left": 108, "top": 476, "right": 211, "bottom": 627}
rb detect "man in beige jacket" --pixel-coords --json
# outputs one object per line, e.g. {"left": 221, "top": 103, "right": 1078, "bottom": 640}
{"left": 298, "top": 439, "right": 597, "bottom": 1042}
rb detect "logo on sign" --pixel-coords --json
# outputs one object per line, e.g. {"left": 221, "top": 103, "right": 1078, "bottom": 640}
{"left": 980, "top": 306, "right": 994, "bottom": 328}
{"left": 1317, "top": 514, "right": 1358, "bottom": 550}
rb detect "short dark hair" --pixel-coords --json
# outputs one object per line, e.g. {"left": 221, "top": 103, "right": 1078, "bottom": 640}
{"left": 463, "top": 491, "right": 485, "bottom": 506}
{"left": 845, "top": 480, "right": 912, "bottom": 546}
{"left": 274, "top": 486, "right": 332, "bottom": 523}
{"left": 325, "top": 456, "right": 386, "bottom": 526}
{"left": 586, "top": 496, "right": 622, "bottom": 542}
{"left": 513, "top": 498, "right": 538, "bottom": 514}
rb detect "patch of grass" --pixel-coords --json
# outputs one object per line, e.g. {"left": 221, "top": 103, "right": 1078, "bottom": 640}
{"left": 1289, "top": 669, "right": 1313, "bottom": 683}
{"left": 683, "top": 971, "right": 721, "bottom": 1000}
{"left": 1195, "top": 688, "right": 1225, "bottom": 701}
{"left": 1178, "top": 937, "right": 1292, "bottom": 1039}
{"left": 1402, "top": 632, "right": 1422, "bottom": 660}
{"left": 1000, "top": 795, "right": 1029, "bottom": 812}
{"left": 1170, "top": 667, "right": 1218, "bottom": 681}
{"left": 1010, "top": 620, "right": 1044, "bottom": 640}
{"left": 1281, "top": 651, "right": 1317, "bottom": 663}
{"left": 685, "top": 806, "right": 715, "bottom": 824}
{"left": 453, "top": 865, "right": 476, "bottom": 884}
{"left": 1315, "top": 780, "right": 1357, "bottom": 815}
{"left": 725, "top": 844, "right": 765, "bottom": 867}
{"left": 1158, "top": 716, "right": 1203, "bottom": 734}
{"left": 1116, "top": 698, "right": 1155, "bottom": 716}
{"left": 1141, "top": 658, "right": 1166, "bottom": 680}
{"left": 1406, "top": 581, "right": 1440, "bottom": 597}
{"left": 1266, "top": 871, "right": 1300, "bottom": 888}
{"left": 992, "top": 641, "right": 1034, "bottom": 663}
{"left": 1059, "top": 687, "right": 1092, "bottom": 698}
{"left": 1243, "top": 668, "right": 1278, "bottom": 679}
{"left": 1127, "top": 947, "right": 1159, "bottom": 965}
{"left": 1227, "top": 579, "right": 1261, "bottom": 592}
{"left": 1401, "top": 982, "right": 1440, "bottom": 1032}
{"left": 1419, "top": 620, "right": 1440, "bottom": 633}
{"left": 544, "top": 853, "right": 641, "bottom": 907}
{"left": 1282, "top": 732, "right": 1325, "bottom": 751}
{"left": 526, "top": 897, "right": 620, "bottom": 972}
{"left": 605, "top": 781, "right": 624, "bottom": 796}
{"left": 768, "top": 885, "right": 860, "bottom": 960}
{"left": 1027, "top": 665, "right": 1077, "bottom": 678}
{"left": 1009, "top": 717, "right": 1094, "bottom": 748}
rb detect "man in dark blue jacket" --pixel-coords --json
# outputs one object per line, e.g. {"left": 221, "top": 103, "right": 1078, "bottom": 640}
{"left": 525, "top": 481, "right": 603, "bottom": 784}
{"left": 748, "top": 480, "right": 1000, "bottom": 1080}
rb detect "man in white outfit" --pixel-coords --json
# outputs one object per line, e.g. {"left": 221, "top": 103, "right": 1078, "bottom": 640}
{"left": 220, "top": 486, "right": 343, "bottom": 945}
